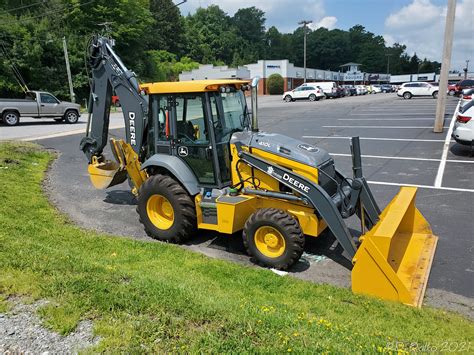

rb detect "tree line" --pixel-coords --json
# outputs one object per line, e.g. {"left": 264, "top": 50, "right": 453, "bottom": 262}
{"left": 0, "top": 0, "right": 441, "bottom": 101}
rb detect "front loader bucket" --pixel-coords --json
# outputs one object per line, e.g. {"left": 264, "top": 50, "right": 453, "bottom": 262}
{"left": 352, "top": 187, "right": 438, "bottom": 307}
{"left": 87, "top": 160, "right": 127, "bottom": 189}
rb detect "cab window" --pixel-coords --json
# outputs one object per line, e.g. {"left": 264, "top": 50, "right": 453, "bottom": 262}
{"left": 175, "top": 95, "right": 208, "bottom": 144}
{"left": 40, "top": 93, "right": 59, "bottom": 104}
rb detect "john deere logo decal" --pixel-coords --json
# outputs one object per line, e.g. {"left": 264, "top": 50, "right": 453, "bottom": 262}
{"left": 178, "top": 146, "right": 188, "bottom": 157}
{"left": 298, "top": 143, "right": 319, "bottom": 153}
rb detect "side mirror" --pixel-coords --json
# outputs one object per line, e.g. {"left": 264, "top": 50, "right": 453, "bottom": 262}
{"left": 250, "top": 76, "right": 260, "bottom": 132}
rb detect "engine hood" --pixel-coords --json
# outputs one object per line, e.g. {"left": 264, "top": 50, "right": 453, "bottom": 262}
{"left": 230, "top": 130, "right": 332, "bottom": 168}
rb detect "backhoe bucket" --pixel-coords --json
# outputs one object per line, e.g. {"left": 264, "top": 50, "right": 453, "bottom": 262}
{"left": 352, "top": 187, "right": 438, "bottom": 307}
{"left": 87, "top": 160, "right": 127, "bottom": 189}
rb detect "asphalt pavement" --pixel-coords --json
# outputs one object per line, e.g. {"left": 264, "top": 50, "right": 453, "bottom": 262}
{"left": 5, "top": 93, "right": 473, "bottom": 316}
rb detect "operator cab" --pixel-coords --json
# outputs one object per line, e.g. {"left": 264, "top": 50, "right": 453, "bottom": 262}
{"left": 142, "top": 80, "right": 251, "bottom": 189}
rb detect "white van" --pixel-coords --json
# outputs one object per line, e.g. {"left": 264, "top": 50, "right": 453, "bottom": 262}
{"left": 307, "top": 82, "right": 339, "bottom": 98}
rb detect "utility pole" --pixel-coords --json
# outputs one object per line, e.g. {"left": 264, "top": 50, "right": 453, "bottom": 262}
{"left": 298, "top": 20, "right": 312, "bottom": 83}
{"left": 434, "top": 0, "right": 456, "bottom": 133}
{"left": 464, "top": 59, "right": 470, "bottom": 79}
{"left": 62, "top": 36, "right": 75, "bottom": 103}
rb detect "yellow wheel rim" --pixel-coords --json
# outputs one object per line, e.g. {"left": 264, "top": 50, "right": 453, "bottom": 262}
{"left": 254, "top": 226, "right": 286, "bottom": 258}
{"left": 146, "top": 194, "right": 175, "bottom": 230}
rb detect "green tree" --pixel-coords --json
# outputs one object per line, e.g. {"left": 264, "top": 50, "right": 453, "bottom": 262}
{"left": 231, "top": 7, "right": 265, "bottom": 62}
{"left": 148, "top": 0, "right": 186, "bottom": 55}
{"left": 184, "top": 6, "right": 239, "bottom": 64}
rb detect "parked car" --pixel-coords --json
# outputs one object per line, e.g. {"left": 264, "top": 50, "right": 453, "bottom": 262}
{"left": 452, "top": 99, "right": 474, "bottom": 146}
{"left": 448, "top": 82, "right": 457, "bottom": 95}
{"left": 112, "top": 95, "right": 121, "bottom": 107}
{"left": 459, "top": 88, "right": 474, "bottom": 111}
{"left": 380, "top": 84, "right": 393, "bottom": 93}
{"left": 397, "top": 82, "right": 439, "bottom": 99}
{"left": 311, "top": 81, "right": 340, "bottom": 98}
{"left": 372, "top": 85, "right": 382, "bottom": 93}
{"left": 365, "top": 85, "right": 376, "bottom": 94}
{"left": 341, "top": 85, "right": 357, "bottom": 96}
{"left": 0, "top": 91, "right": 80, "bottom": 126}
{"left": 454, "top": 79, "right": 474, "bottom": 96}
{"left": 282, "top": 85, "right": 325, "bottom": 102}
{"left": 355, "top": 85, "right": 368, "bottom": 95}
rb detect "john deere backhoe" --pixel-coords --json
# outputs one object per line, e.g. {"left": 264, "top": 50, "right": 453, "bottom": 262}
{"left": 80, "top": 35, "right": 438, "bottom": 307}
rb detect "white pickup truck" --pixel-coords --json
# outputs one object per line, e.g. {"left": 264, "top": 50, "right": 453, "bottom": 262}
{"left": 0, "top": 91, "right": 81, "bottom": 126}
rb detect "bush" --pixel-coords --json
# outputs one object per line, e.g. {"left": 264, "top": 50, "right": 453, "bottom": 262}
{"left": 267, "top": 73, "right": 284, "bottom": 95}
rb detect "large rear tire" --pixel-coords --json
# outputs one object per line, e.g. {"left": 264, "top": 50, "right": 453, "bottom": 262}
{"left": 137, "top": 174, "right": 196, "bottom": 243}
{"left": 243, "top": 208, "right": 304, "bottom": 270}
{"left": 308, "top": 94, "right": 316, "bottom": 101}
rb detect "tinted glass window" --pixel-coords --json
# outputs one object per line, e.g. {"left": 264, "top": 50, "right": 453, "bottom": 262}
{"left": 40, "top": 93, "right": 58, "bottom": 104}
{"left": 149, "top": 95, "right": 173, "bottom": 141}
{"left": 175, "top": 95, "right": 208, "bottom": 144}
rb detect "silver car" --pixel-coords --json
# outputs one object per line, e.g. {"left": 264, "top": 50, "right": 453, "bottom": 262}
{"left": 0, "top": 91, "right": 80, "bottom": 126}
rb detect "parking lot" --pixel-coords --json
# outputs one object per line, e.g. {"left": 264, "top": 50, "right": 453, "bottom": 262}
{"left": 10, "top": 92, "right": 473, "bottom": 315}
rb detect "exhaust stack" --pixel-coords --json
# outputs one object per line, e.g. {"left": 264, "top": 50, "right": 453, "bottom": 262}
{"left": 251, "top": 76, "right": 260, "bottom": 132}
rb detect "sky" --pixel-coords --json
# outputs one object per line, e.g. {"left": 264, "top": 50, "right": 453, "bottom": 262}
{"left": 179, "top": 0, "right": 473, "bottom": 71}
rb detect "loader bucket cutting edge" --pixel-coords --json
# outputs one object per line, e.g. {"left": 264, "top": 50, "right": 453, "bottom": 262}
{"left": 87, "top": 160, "right": 127, "bottom": 189}
{"left": 351, "top": 186, "right": 438, "bottom": 307}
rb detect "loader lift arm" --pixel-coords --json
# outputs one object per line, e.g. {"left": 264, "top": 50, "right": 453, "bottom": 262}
{"left": 80, "top": 35, "right": 148, "bottom": 162}
{"left": 235, "top": 137, "right": 381, "bottom": 259}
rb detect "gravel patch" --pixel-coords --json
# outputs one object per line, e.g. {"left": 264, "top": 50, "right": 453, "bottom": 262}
{"left": 0, "top": 297, "right": 99, "bottom": 354}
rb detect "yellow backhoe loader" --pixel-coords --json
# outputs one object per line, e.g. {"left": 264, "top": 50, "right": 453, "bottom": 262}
{"left": 80, "top": 35, "right": 438, "bottom": 307}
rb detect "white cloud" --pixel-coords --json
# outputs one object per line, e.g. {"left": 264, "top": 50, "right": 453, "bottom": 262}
{"left": 179, "top": 0, "right": 331, "bottom": 33}
{"left": 311, "top": 16, "right": 338, "bottom": 30}
{"left": 384, "top": 0, "right": 474, "bottom": 70}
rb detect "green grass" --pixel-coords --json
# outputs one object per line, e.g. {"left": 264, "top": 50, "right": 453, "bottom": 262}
{"left": 0, "top": 141, "right": 472, "bottom": 353}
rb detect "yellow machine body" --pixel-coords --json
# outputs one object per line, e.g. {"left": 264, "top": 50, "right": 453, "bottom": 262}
{"left": 84, "top": 77, "right": 438, "bottom": 308}
{"left": 195, "top": 142, "right": 327, "bottom": 238}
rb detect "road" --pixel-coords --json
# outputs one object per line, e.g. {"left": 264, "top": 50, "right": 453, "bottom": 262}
{"left": 7, "top": 93, "right": 473, "bottom": 315}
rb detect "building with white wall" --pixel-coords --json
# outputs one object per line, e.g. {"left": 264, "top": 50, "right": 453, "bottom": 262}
{"left": 179, "top": 64, "right": 250, "bottom": 81}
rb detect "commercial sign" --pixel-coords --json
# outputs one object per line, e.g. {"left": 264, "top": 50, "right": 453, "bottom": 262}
{"left": 344, "top": 72, "right": 364, "bottom": 81}
{"left": 367, "top": 73, "right": 390, "bottom": 82}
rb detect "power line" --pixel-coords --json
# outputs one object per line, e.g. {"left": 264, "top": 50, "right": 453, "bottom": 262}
{"left": 1, "top": 0, "right": 95, "bottom": 25}
{"left": 0, "top": 0, "right": 49, "bottom": 14}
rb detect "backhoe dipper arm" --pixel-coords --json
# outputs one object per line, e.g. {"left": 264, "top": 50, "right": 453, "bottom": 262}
{"left": 80, "top": 36, "right": 148, "bottom": 162}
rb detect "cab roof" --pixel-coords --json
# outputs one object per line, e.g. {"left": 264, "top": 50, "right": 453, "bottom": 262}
{"left": 140, "top": 79, "right": 250, "bottom": 94}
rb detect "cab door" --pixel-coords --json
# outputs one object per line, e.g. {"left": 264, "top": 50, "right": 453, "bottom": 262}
{"left": 173, "top": 94, "right": 217, "bottom": 186}
{"left": 39, "top": 93, "right": 62, "bottom": 116}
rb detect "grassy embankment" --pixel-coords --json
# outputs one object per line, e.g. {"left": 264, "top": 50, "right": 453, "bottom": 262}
{"left": 0, "top": 142, "right": 472, "bottom": 353}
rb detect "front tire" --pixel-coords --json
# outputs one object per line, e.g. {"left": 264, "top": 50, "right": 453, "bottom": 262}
{"left": 2, "top": 111, "right": 19, "bottom": 126}
{"left": 64, "top": 110, "right": 79, "bottom": 124}
{"left": 243, "top": 208, "right": 304, "bottom": 270}
{"left": 403, "top": 92, "right": 412, "bottom": 99}
{"left": 137, "top": 174, "right": 196, "bottom": 243}
{"left": 284, "top": 95, "right": 293, "bottom": 102}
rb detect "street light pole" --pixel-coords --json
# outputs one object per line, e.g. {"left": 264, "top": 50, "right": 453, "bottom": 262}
{"left": 298, "top": 20, "right": 312, "bottom": 83}
{"left": 386, "top": 54, "right": 392, "bottom": 74}
{"left": 465, "top": 59, "right": 470, "bottom": 79}
{"left": 434, "top": 0, "right": 456, "bottom": 133}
